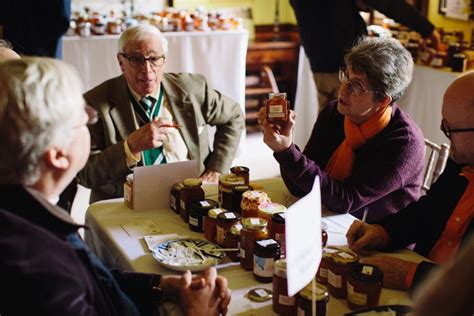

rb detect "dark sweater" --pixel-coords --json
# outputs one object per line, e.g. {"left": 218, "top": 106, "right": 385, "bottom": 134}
{"left": 275, "top": 101, "right": 425, "bottom": 222}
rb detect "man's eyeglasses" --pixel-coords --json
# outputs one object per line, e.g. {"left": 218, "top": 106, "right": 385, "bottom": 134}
{"left": 339, "top": 68, "right": 379, "bottom": 97}
{"left": 440, "top": 119, "right": 474, "bottom": 138}
{"left": 120, "top": 53, "right": 166, "bottom": 68}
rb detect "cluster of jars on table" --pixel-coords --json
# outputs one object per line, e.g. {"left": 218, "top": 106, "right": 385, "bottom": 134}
{"left": 68, "top": 7, "right": 244, "bottom": 37}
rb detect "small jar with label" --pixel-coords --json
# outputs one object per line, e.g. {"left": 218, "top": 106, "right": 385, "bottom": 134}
{"left": 258, "top": 202, "right": 287, "bottom": 224}
{"left": 316, "top": 246, "right": 341, "bottom": 285}
{"left": 431, "top": 50, "right": 447, "bottom": 68}
{"left": 296, "top": 283, "right": 329, "bottom": 316}
{"left": 218, "top": 174, "right": 245, "bottom": 210}
{"left": 169, "top": 182, "right": 184, "bottom": 214}
{"left": 272, "top": 259, "right": 297, "bottom": 315}
{"left": 231, "top": 185, "right": 252, "bottom": 213}
{"left": 327, "top": 250, "right": 359, "bottom": 299}
{"left": 253, "top": 238, "right": 280, "bottom": 283}
{"left": 230, "top": 166, "right": 250, "bottom": 185}
{"left": 188, "top": 199, "right": 219, "bottom": 232}
{"left": 266, "top": 92, "right": 289, "bottom": 122}
{"left": 240, "top": 217, "right": 268, "bottom": 270}
{"left": 203, "top": 208, "right": 225, "bottom": 243}
{"left": 224, "top": 223, "right": 242, "bottom": 262}
{"left": 452, "top": 53, "right": 467, "bottom": 72}
{"left": 124, "top": 174, "right": 133, "bottom": 209}
{"left": 347, "top": 264, "right": 383, "bottom": 310}
{"left": 269, "top": 212, "right": 286, "bottom": 257}
{"left": 216, "top": 212, "right": 241, "bottom": 246}
{"left": 180, "top": 178, "right": 205, "bottom": 223}
{"left": 241, "top": 191, "right": 271, "bottom": 218}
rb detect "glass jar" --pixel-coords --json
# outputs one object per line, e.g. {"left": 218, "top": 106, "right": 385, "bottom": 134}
{"left": 296, "top": 283, "right": 329, "bottom": 316}
{"left": 347, "top": 264, "right": 383, "bottom": 310}
{"left": 431, "top": 50, "right": 447, "bottom": 68}
{"left": 216, "top": 212, "right": 241, "bottom": 247}
{"left": 316, "top": 246, "right": 341, "bottom": 285}
{"left": 241, "top": 191, "right": 270, "bottom": 218}
{"left": 124, "top": 174, "right": 133, "bottom": 209}
{"left": 327, "top": 250, "right": 359, "bottom": 299}
{"left": 269, "top": 212, "right": 286, "bottom": 256}
{"left": 230, "top": 165, "right": 250, "bottom": 185}
{"left": 224, "top": 223, "right": 242, "bottom": 262}
{"left": 253, "top": 238, "right": 280, "bottom": 283}
{"left": 169, "top": 182, "right": 184, "bottom": 214}
{"left": 258, "top": 202, "right": 287, "bottom": 227}
{"left": 203, "top": 208, "right": 225, "bottom": 243}
{"left": 188, "top": 199, "right": 219, "bottom": 232}
{"left": 266, "top": 92, "right": 289, "bottom": 122}
{"left": 231, "top": 185, "right": 252, "bottom": 214}
{"left": 180, "top": 178, "right": 205, "bottom": 223}
{"left": 240, "top": 217, "right": 268, "bottom": 271}
{"left": 452, "top": 53, "right": 467, "bottom": 72}
{"left": 218, "top": 174, "right": 245, "bottom": 210}
{"left": 321, "top": 222, "right": 328, "bottom": 247}
{"left": 272, "top": 259, "right": 297, "bottom": 315}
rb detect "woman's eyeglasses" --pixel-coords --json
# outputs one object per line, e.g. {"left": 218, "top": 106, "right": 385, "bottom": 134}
{"left": 338, "top": 68, "right": 379, "bottom": 97}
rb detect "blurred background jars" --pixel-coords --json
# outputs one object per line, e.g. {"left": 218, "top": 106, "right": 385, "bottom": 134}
{"left": 253, "top": 238, "right": 280, "bottom": 283}
{"left": 218, "top": 174, "right": 245, "bottom": 210}
{"left": 273, "top": 259, "right": 297, "bottom": 315}
{"left": 296, "top": 283, "right": 329, "bottom": 316}
{"left": 216, "top": 212, "right": 241, "bottom": 247}
{"left": 241, "top": 191, "right": 270, "bottom": 218}
{"left": 225, "top": 223, "right": 242, "bottom": 262}
{"left": 188, "top": 199, "right": 218, "bottom": 232}
{"left": 327, "top": 250, "right": 359, "bottom": 299}
{"left": 347, "top": 264, "right": 383, "bottom": 310}
{"left": 203, "top": 208, "right": 225, "bottom": 243}
{"left": 240, "top": 217, "right": 268, "bottom": 270}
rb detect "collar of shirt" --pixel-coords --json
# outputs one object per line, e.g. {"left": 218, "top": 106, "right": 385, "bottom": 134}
{"left": 128, "top": 84, "right": 161, "bottom": 104}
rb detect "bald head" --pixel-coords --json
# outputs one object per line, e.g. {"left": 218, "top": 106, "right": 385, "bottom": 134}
{"left": 0, "top": 47, "right": 21, "bottom": 62}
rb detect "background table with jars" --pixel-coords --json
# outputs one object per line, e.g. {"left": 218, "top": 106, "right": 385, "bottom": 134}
{"left": 84, "top": 177, "right": 429, "bottom": 315}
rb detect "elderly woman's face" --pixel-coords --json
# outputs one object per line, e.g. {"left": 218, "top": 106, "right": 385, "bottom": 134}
{"left": 337, "top": 68, "right": 384, "bottom": 125}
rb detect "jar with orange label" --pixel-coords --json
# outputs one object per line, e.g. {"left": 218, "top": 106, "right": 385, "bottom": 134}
{"left": 347, "top": 264, "right": 383, "bottom": 310}
{"left": 216, "top": 212, "right": 241, "bottom": 247}
{"left": 269, "top": 212, "right": 286, "bottom": 257}
{"left": 218, "top": 174, "right": 245, "bottom": 210}
{"left": 296, "top": 283, "right": 329, "bottom": 316}
{"left": 258, "top": 202, "right": 287, "bottom": 224}
{"left": 272, "top": 259, "right": 297, "bottom": 315}
{"left": 266, "top": 92, "right": 289, "bottom": 122}
{"left": 316, "top": 246, "right": 340, "bottom": 285}
{"left": 203, "top": 208, "right": 225, "bottom": 243}
{"left": 231, "top": 185, "right": 252, "bottom": 213}
{"left": 253, "top": 238, "right": 280, "bottom": 283}
{"left": 241, "top": 191, "right": 270, "bottom": 218}
{"left": 180, "top": 178, "right": 205, "bottom": 223}
{"left": 230, "top": 166, "right": 250, "bottom": 185}
{"left": 169, "top": 182, "right": 184, "bottom": 214}
{"left": 327, "top": 250, "right": 359, "bottom": 298}
{"left": 240, "top": 217, "right": 268, "bottom": 270}
{"left": 225, "top": 223, "right": 242, "bottom": 262}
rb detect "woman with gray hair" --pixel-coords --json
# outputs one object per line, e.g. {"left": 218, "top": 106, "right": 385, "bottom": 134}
{"left": 259, "top": 36, "right": 425, "bottom": 221}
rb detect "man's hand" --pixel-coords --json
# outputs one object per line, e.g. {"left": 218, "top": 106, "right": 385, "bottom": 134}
{"left": 200, "top": 170, "right": 221, "bottom": 183}
{"left": 257, "top": 107, "right": 296, "bottom": 153}
{"left": 423, "top": 29, "right": 441, "bottom": 50}
{"left": 126, "top": 118, "right": 173, "bottom": 156}
{"left": 346, "top": 220, "right": 387, "bottom": 255}
{"left": 362, "top": 256, "right": 415, "bottom": 290}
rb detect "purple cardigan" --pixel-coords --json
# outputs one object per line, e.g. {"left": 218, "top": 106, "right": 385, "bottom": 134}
{"left": 275, "top": 101, "right": 425, "bottom": 222}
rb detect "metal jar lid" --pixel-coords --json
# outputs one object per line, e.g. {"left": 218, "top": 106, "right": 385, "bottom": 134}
{"left": 182, "top": 178, "right": 202, "bottom": 188}
{"left": 258, "top": 202, "right": 287, "bottom": 216}
{"left": 242, "top": 217, "right": 268, "bottom": 230}
{"left": 332, "top": 250, "right": 359, "bottom": 264}
{"left": 248, "top": 287, "right": 273, "bottom": 302}
{"left": 208, "top": 208, "right": 226, "bottom": 219}
{"left": 299, "top": 283, "right": 329, "bottom": 302}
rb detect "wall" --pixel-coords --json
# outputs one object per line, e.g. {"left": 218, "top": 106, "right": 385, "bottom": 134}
{"left": 427, "top": 0, "right": 473, "bottom": 41}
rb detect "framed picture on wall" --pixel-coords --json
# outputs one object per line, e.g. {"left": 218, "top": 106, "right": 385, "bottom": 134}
{"left": 439, "top": 0, "right": 473, "bottom": 20}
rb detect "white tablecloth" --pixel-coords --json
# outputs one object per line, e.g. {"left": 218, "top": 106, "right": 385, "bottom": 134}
{"left": 84, "top": 178, "right": 425, "bottom": 315}
{"left": 294, "top": 47, "right": 459, "bottom": 147}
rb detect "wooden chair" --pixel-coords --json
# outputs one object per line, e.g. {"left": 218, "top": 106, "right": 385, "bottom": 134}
{"left": 423, "top": 139, "right": 450, "bottom": 192}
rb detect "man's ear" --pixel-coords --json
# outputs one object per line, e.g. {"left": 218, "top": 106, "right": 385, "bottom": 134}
{"left": 117, "top": 54, "right": 124, "bottom": 70}
{"left": 44, "top": 146, "right": 70, "bottom": 170}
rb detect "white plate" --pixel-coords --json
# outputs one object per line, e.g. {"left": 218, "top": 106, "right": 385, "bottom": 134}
{"left": 151, "top": 238, "right": 225, "bottom": 272}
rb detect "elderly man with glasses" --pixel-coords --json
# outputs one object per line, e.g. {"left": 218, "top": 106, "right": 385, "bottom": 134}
{"left": 346, "top": 71, "right": 474, "bottom": 294}
{"left": 259, "top": 36, "right": 425, "bottom": 222}
{"left": 78, "top": 24, "right": 244, "bottom": 203}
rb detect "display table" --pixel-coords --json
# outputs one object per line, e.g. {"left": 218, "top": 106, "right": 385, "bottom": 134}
{"left": 85, "top": 177, "right": 426, "bottom": 315}
{"left": 293, "top": 47, "right": 459, "bottom": 147}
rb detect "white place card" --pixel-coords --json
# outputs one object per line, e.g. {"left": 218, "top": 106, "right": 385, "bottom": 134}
{"left": 121, "top": 219, "right": 162, "bottom": 237}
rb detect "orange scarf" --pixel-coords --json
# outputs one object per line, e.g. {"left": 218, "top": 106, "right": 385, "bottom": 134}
{"left": 325, "top": 105, "right": 392, "bottom": 180}
{"left": 428, "top": 166, "right": 474, "bottom": 263}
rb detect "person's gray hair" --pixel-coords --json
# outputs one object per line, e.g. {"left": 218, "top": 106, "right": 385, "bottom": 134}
{"left": 0, "top": 57, "right": 84, "bottom": 185}
{"left": 0, "top": 39, "right": 13, "bottom": 49}
{"left": 344, "top": 36, "right": 414, "bottom": 103}
{"left": 118, "top": 24, "right": 169, "bottom": 55}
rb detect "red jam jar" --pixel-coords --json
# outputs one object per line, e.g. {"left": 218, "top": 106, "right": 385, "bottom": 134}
{"left": 327, "top": 250, "right": 359, "bottom": 299}
{"left": 224, "top": 223, "right": 242, "bottom": 262}
{"left": 253, "top": 238, "right": 280, "bottom": 283}
{"left": 347, "top": 264, "right": 383, "bottom": 310}
{"left": 230, "top": 165, "right": 250, "bottom": 185}
{"left": 203, "top": 208, "right": 225, "bottom": 243}
{"left": 316, "top": 246, "right": 341, "bottom": 286}
{"left": 218, "top": 174, "right": 245, "bottom": 210}
{"left": 240, "top": 217, "right": 268, "bottom": 271}
{"left": 241, "top": 191, "right": 270, "bottom": 218}
{"left": 269, "top": 212, "right": 286, "bottom": 257}
{"left": 216, "top": 212, "right": 241, "bottom": 247}
{"left": 296, "top": 283, "right": 329, "bottom": 316}
{"left": 272, "top": 259, "right": 297, "bottom": 315}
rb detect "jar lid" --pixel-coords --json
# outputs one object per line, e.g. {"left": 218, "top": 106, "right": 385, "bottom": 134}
{"left": 229, "top": 223, "right": 243, "bottom": 235}
{"left": 183, "top": 178, "right": 202, "bottom": 187}
{"left": 299, "top": 283, "right": 329, "bottom": 301}
{"left": 271, "top": 212, "right": 286, "bottom": 224}
{"left": 208, "top": 208, "right": 225, "bottom": 219}
{"left": 332, "top": 250, "right": 359, "bottom": 264}
{"left": 453, "top": 53, "right": 466, "bottom": 58}
{"left": 219, "top": 173, "right": 245, "bottom": 186}
{"left": 258, "top": 202, "right": 287, "bottom": 216}
{"left": 217, "top": 211, "right": 241, "bottom": 222}
{"left": 248, "top": 288, "right": 272, "bottom": 302}
{"left": 322, "top": 246, "right": 341, "bottom": 258}
{"left": 230, "top": 165, "right": 249, "bottom": 175}
{"left": 269, "top": 92, "right": 287, "bottom": 99}
{"left": 349, "top": 264, "right": 384, "bottom": 284}
{"left": 242, "top": 190, "right": 269, "bottom": 202}
{"left": 188, "top": 199, "right": 218, "bottom": 212}
{"left": 242, "top": 217, "right": 268, "bottom": 230}
{"left": 126, "top": 174, "right": 134, "bottom": 183}
{"left": 255, "top": 238, "right": 280, "bottom": 251}
{"left": 232, "top": 185, "right": 252, "bottom": 193}
{"left": 172, "top": 182, "right": 184, "bottom": 190}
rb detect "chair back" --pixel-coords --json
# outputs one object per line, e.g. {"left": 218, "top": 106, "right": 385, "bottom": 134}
{"left": 423, "top": 139, "right": 450, "bottom": 191}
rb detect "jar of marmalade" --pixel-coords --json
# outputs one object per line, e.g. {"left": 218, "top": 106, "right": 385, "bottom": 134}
{"left": 180, "top": 178, "right": 205, "bottom": 223}
{"left": 266, "top": 92, "right": 289, "bottom": 122}
{"left": 316, "top": 246, "right": 341, "bottom": 285}
{"left": 272, "top": 259, "right": 297, "bottom": 315}
{"left": 231, "top": 185, "right": 252, "bottom": 214}
{"left": 169, "top": 182, "right": 184, "bottom": 214}
{"left": 258, "top": 202, "right": 287, "bottom": 224}
{"left": 203, "top": 208, "right": 225, "bottom": 243}
{"left": 347, "top": 264, "right": 383, "bottom": 310}
{"left": 188, "top": 199, "right": 219, "bottom": 232}
{"left": 224, "top": 223, "right": 242, "bottom": 262}
{"left": 241, "top": 191, "right": 270, "bottom": 218}
{"left": 216, "top": 212, "right": 241, "bottom": 246}
{"left": 296, "top": 283, "right": 329, "bottom": 316}
{"left": 253, "top": 238, "right": 280, "bottom": 283}
{"left": 240, "top": 217, "right": 268, "bottom": 270}
{"left": 218, "top": 174, "right": 245, "bottom": 210}
{"left": 230, "top": 166, "right": 250, "bottom": 185}
{"left": 327, "top": 250, "right": 359, "bottom": 298}
{"left": 269, "top": 212, "right": 286, "bottom": 257}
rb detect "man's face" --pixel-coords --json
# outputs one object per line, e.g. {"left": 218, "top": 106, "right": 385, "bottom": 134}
{"left": 118, "top": 35, "right": 165, "bottom": 96}
{"left": 67, "top": 104, "right": 94, "bottom": 176}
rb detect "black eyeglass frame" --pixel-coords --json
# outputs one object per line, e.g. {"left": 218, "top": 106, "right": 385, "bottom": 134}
{"left": 338, "top": 67, "right": 382, "bottom": 98}
{"left": 120, "top": 53, "right": 166, "bottom": 68}
{"left": 440, "top": 119, "right": 474, "bottom": 138}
